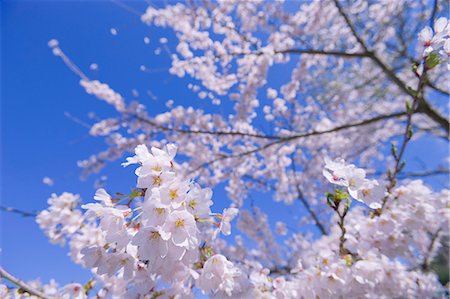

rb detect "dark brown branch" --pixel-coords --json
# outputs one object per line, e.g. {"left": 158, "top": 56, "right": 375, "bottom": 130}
{"left": 196, "top": 111, "right": 407, "bottom": 171}
{"left": 269, "top": 265, "right": 291, "bottom": 275}
{"left": 245, "top": 165, "right": 328, "bottom": 236}
{"left": 133, "top": 115, "right": 279, "bottom": 140}
{"left": 397, "top": 168, "right": 449, "bottom": 178}
{"left": 427, "top": 81, "right": 450, "bottom": 96}
{"left": 333, "top": 0, "right": 450, "bottom": 135}
{"left": 271, "top": 49, "right": 368, "bottom": 58}
{"left": 296, "top": 188, "right": 328, "bottom": 236}
{"left": 0, "top": 206, "right": 37, "bottom": 217}
{"left": 416, "top": 98, "right": 450, "bottom": 134}
{"left": 332, "top": 0, "right": 371, "bottom": 53}
{"left": 215, "top": 48, "right": 369, "bottom": 62}
{"left": 429, "top": 0, "right": 439, "bottom": 28}
{"left": 291, "top": 159, "right": 328, "bottom": 235}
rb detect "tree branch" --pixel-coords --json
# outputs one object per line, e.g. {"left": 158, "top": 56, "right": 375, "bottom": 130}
{"left": 429, "top": 0, "right": 439, "bottom": 28}
{"left": 266, "top": 49, "right": 368, "bottom": 58}
{"left": 296, "top": 188, "right": 328, "bottom": 236}
{"left": 333, "top": 0, "right": 450, "bottom": 134}
{"left": 133, "top": 115, "right": 279, "bottom": 140}
{"left": 0, "top": 206, "right": 37, "bottom": 217}
{"left": 0, "top": 267, "right": 53, "bottom": 299}
{"left": 193, "top": 111, "right": 408, "bottom": 172}
{"left": 332, "top": 0, "right": 371, "bottom": 53}
{"left": 427, "top": 81, "right": 450, "bottom": 96}
{"left": 397, "top": 168, "right": 449, "bottom": 179}
{"left": 291, "top": 159, "right": 328, "bottom": 235}
{"left": 416, "top": 98, "right": 450, "bottom": 134}
{"left": 381, "top": 57, "right": 430, "bottom": 212}
{"left": 422, "top": 228, "right": 442, "bottom": 271}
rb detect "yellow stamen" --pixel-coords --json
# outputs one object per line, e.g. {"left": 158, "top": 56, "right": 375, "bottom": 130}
{"left": 169, "top": 189, "right": 178, "bottom": 200}
{"left": 153, "top": 176, "right": 161, "bottom": 186}
{"left": 154, "top": 208, "right": 165, "bottom": 215}
{"left": 175, "top": 218, "right": 185, "bottom": 228}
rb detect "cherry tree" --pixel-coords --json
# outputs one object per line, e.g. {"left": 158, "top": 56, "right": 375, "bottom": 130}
{"left": 1, "top": 0, "right": 449, "bottom": 298}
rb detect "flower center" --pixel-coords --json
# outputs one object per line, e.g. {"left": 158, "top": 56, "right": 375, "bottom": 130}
{"left": 154, "top": 207, "right": 165, "bottom": 215}
{"left": 150, "top": 231, "right": 160, "bottom": 240}
{"left": 170, "top": 189, "right": 178, "bottom": 200}
{"left": 153, "top": 176, "right": 161, "bottom": 186}
{"left": 188, "top": 200, "right": 197, "bottom": 209}
{"left": 152, "top": 165, "right": 162, "bottom": 172}
{"left": 175, "top": 218, "right": 185, "bottom": 228}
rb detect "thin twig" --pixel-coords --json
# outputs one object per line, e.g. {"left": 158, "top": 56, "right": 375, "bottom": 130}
{"left": 380, "top": 58, "right": 430, "bottom": 212}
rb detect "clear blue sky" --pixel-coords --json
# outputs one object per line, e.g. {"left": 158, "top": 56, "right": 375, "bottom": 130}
{"left": 1, "top": 0, "right": 448, "bottom": 289}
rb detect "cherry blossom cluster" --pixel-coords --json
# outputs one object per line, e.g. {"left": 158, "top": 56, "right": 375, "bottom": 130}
{"left": 418, "top": 17, "right": 450, "bottom": 69}
{"left": 3, "top": 147, "right": 449, "bottom": 298}
{"left": 36, "top": 193, "right": 84, "bottom": 245}
{"left": 0, "top": 279, "right": 87, "bottom": 299}
{"left": 14, "top": 144, "right": 251, "bottom": 298}
{"left": 323, "top": 157, "right": 384, "bottom": 209}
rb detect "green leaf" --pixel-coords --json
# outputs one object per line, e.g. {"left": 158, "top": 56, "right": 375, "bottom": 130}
{"left": 407, "top": 125, "right": 414, "bottom": 140}
{"left": 151, "top": 291, "right": 165, "bottom": 299}
{"left": 426, "top": 52, "right": 441, "bottom": 69}
{"left": 405, "top": 100, "right": 414, "bottom": 114}
{"left": 344, "top": 254, "right": 353, "bottom": 267}
{"left": 391, "top": 143, "right": 397, "bottom": 158}
{"left": 129, "top": 189, "right": 141, "bottom": 199}
{"left": 326, "top": 193, "right": 335, "bottom": 207}
{"left": 406, "top": 86, "right": 418, "bottom": 97}
{"left": 335, "top": 189, "right": 349, "bottom": 201}
{"left": 343, "top": 198, "right": 351, "bottom": 214}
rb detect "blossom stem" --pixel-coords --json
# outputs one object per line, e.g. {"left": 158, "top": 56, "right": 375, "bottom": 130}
{"left": 326, "top": 192, "right": 350, "bottom": 256}
{"left": 380, "top": 59, "right": 430, "bottom": 212}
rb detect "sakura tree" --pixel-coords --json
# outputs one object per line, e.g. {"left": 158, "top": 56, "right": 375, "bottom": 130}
{"left": 1, "top": 0, "right": 449, "bottom": 298}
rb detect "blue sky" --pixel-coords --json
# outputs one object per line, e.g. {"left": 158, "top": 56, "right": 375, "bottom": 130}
{"left": 1, "top": 0, "right": 448, "bottom": 291}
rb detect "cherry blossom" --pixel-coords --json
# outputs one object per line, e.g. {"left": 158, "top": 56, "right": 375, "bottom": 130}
{"left": 3, "top": 2, "right": 450, "bottom": 298}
